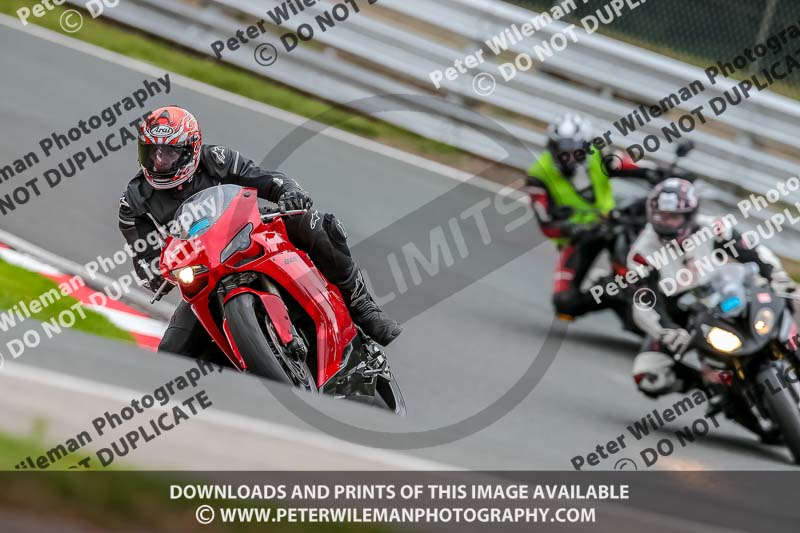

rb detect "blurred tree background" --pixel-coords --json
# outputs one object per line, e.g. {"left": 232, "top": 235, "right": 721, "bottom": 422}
{"left": 507, "top": 0, "right": 800, "bottom": 94}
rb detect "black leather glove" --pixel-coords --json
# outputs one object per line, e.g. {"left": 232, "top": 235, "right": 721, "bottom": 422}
{"left": 551, "top": 205, "right": 574, "bottom": 220}
{"left": 277, "top": 188, "right": 313, "bottom": 211}
{"left": 568, "top": 222, "right": 609, "bottom": 243}
{"left": 136, "top": 256, "right": 165, "bottom": 293}
{"left": 142, "top": 273, "right": 166, "bottom": 293}
{"left": 771, "top": 271, "right": 796, "bottom": 294}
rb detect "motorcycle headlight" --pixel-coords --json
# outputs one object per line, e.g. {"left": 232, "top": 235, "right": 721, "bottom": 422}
{"left": 177, "top": 267, "right": 194, "bottom": 284}
{"left": 706, "top": 327, "right": 742, "bottom": 353}
{"left": 220, "top": 223, "right": 253, "bottom": 264}
{"left": 753, "top": 308, "right": 774, "bottom": 336}
{"left": 172, "top": 265, "right": 208, "bottom": 285}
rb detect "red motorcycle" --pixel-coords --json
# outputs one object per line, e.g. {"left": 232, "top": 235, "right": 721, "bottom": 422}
{"left": 151, "top": 184, "right": 405, "bottom": 414}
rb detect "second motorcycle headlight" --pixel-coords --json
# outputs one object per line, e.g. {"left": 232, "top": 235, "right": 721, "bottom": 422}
{"left": 753, "top": 308, "right": 774, "bottom": 336}
{"left": 706, "top": 327, "right": 742, "bottom": 353}
{"left": 220, "top": 223, "right": 253, "bottom": 263}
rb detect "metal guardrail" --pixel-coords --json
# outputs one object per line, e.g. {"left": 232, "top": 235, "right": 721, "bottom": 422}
{"left": 68, "top": 0, "right": 800, "bottom": 193}
{"left": 66, "top": 0, "right": 800, "bottom": 245}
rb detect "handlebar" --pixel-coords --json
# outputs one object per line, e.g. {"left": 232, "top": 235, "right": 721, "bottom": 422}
{"left": 259, "top": 207, "right": 308, "bottom": 221}
{"left": 150, "top": 279, "right": 172, "bottom": 304}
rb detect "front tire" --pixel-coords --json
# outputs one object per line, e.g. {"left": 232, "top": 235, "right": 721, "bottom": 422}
{"left": 758, "top": 363, "right": 800, "bottom": 464}
{"left": 224, "top": 293, "right": 315, "bottom": 391}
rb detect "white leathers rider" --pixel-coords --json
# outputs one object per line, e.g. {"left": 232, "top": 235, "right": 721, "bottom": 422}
{"left": 626, "top": 178, "right": 794, "bottom": 396}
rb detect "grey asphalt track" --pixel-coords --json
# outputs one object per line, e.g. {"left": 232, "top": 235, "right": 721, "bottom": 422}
{"left": 1, "top": 19, "right": 799, "bottom": 479}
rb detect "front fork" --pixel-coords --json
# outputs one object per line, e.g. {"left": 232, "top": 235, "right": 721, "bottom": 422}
{"left": 219, "top": 273, "right": 307, "bottom": 365}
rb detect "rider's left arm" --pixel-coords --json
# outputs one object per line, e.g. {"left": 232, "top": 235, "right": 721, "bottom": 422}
{"left": 717, "top": 229, "right": 783, "bottom": 280}
{"left": 202, "top": 145, "right": 304, "bottom": 203}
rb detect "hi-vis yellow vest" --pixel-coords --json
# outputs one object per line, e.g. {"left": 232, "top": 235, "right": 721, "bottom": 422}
{"left": 528, "top": 151, "right": 614, "bottom": 246}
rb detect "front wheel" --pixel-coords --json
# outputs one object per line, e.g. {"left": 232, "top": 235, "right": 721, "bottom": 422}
{"left": 224, "top": 293, "right": 316, "bottom": 392}
{"left": 758, "top": 363, "right": 800, "bottom": 464}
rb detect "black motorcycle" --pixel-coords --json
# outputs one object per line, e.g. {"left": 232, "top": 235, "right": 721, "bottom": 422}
{"left": 675, "top": 262, "right": 800, "bottom": 463}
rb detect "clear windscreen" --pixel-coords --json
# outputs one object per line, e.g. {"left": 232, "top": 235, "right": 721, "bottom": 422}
{"left": 171, "top": 184, "right": 241, "bottom": 240}
{"left": 699, "top": 262, "right": 755, "bottom": 314}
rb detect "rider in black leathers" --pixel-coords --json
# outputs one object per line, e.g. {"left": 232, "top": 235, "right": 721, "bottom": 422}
{"left": 119, "top": 106, "right": 402, "bottom": 357}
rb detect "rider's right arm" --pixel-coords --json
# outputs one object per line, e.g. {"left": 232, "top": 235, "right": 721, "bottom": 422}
{"left": 630, "top": 274, "right": 668, "bottom": 339}
{"left": 118, "top": 189, "right": 162, "bottom": 288}
{"left": 626, "top": 230, "right": 679, "bottom": 339}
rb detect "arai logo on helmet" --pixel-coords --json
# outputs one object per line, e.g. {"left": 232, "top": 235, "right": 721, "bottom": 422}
{"left": 149, "top": 124, "right": 175, "bottom": 137}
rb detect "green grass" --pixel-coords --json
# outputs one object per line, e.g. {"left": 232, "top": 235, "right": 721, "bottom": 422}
{"left": 0, "top": 258, "right": 133, "bottom": 342}
{"left": 0, "top": 0, "right": 465, "bottom": 163}
{"left": 0, "top": 429, "right": 46, "bottom": 467}
{"left": 0, "top": 428, "right": 393, "bottom": 531}
{"left": 2, "top": 418, "right": 108, "bottom": 471}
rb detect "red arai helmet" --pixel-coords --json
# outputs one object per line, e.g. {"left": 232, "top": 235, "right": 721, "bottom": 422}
{"left": 138, "top": 106, "right": 202, "bottom": 190}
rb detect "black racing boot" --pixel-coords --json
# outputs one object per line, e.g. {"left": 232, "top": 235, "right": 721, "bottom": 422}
{"left": 338, "top": 269, "right": 402, "bottom": 346}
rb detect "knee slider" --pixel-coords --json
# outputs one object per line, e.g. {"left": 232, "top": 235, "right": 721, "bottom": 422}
{"left": 632, "top": 351, "right": 676, "bottom": 394}
{"left": 322, "top": 213, "right": 351, "bottom": 258}
{"left": 552, "top": 291, "right": 581, "bottom": 316}
{"left": 323, "top": 213, "right": 348, "bottom": 245}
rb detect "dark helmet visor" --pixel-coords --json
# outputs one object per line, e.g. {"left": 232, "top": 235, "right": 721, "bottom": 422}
{"left": 651, "top": 211, "right": 690, "bottom": 237}
{"left": 138, "top": 143, "right": 192, "bottom": 177}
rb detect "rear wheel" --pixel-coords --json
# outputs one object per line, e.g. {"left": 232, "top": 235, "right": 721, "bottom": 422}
{"left": 224, "top": 293, "right": 316, "bottom": 391}
{"left": 758, "top": 363, "right": 800, "bottom": 464}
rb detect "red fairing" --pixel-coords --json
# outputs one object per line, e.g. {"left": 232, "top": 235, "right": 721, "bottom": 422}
{"left": 159, "top": 188, "right": 357, "bottom": 386}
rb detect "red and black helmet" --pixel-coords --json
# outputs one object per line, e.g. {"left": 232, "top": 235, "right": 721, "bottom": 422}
{"left": 646, "top": 178, "right": 699, "bottom": 241}
{"left": 137, "top": 106, "right": 202, "bottom": 190}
